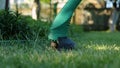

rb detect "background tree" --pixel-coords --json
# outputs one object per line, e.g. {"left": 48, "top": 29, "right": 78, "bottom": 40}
{"left": 32, "top": 0, "right": 41, "bottom": 20}
{"left": 41, "top": 0, "right": 50, "bottom": 3}
{"left": 5, "top": 0, "right": 9, "bottom": 11}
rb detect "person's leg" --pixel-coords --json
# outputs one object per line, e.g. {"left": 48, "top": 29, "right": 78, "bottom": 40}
{"left": 109, "top": 9, "right": 119, "bottom": 32}
{"left": 48, "top": 0, "right": 82, "bottom": 50}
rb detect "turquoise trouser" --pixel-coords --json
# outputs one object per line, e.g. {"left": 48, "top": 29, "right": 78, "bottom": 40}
{"left": 48, "top": 0, "right": 82, "bottom": 40}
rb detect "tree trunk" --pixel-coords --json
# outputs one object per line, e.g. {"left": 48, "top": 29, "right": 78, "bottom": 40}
{"left": 50, "top": 0, "right": 52, "bottom": 22}
{"left": 5, "top": 0, "right": 9, "bottom": 11}
{"left": 53, "top": 2, "right": 58, "bottom": 18}
{"left": 32, "top": 0, "right": 41, "bottom": 20}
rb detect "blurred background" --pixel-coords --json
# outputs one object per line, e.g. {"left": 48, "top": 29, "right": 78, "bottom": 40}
{"left": 0, "top": 0, "right": 120, "bottom": 40}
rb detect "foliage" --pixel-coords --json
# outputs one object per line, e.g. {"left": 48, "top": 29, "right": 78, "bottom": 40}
{"left": 0, "top": 10, "right": 29, "bottom": 39}
{"left": 0, "top": 10, "right": 49, "bottom": 40}
{"left": 41, "top": 0, "right": 50, "bottom": 4}
{"left": 27, "top": 19, "right": 50, "bottom": 40}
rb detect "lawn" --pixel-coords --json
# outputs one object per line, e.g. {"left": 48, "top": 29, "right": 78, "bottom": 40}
{"left": 0, "top": 25, "right": 120, "bottom": 68}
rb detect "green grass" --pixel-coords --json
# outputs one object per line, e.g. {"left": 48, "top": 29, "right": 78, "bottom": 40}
{"left": 0, "top": 25, "right": 120, "bottom": 68}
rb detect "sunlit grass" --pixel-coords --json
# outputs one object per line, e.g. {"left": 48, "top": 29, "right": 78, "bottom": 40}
{"left": 0, "top": 25, "right": 120, "bottom": 68}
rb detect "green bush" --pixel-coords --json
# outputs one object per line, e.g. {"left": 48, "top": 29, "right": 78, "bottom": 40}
{"left": 0, "top": 10, "right": 29, "bottom": 40}
{"left": 28, "top": 20, "right": 50, "bottom": 40}
{"left": 0, "top": 10, "right": 49, "bottom": 40}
